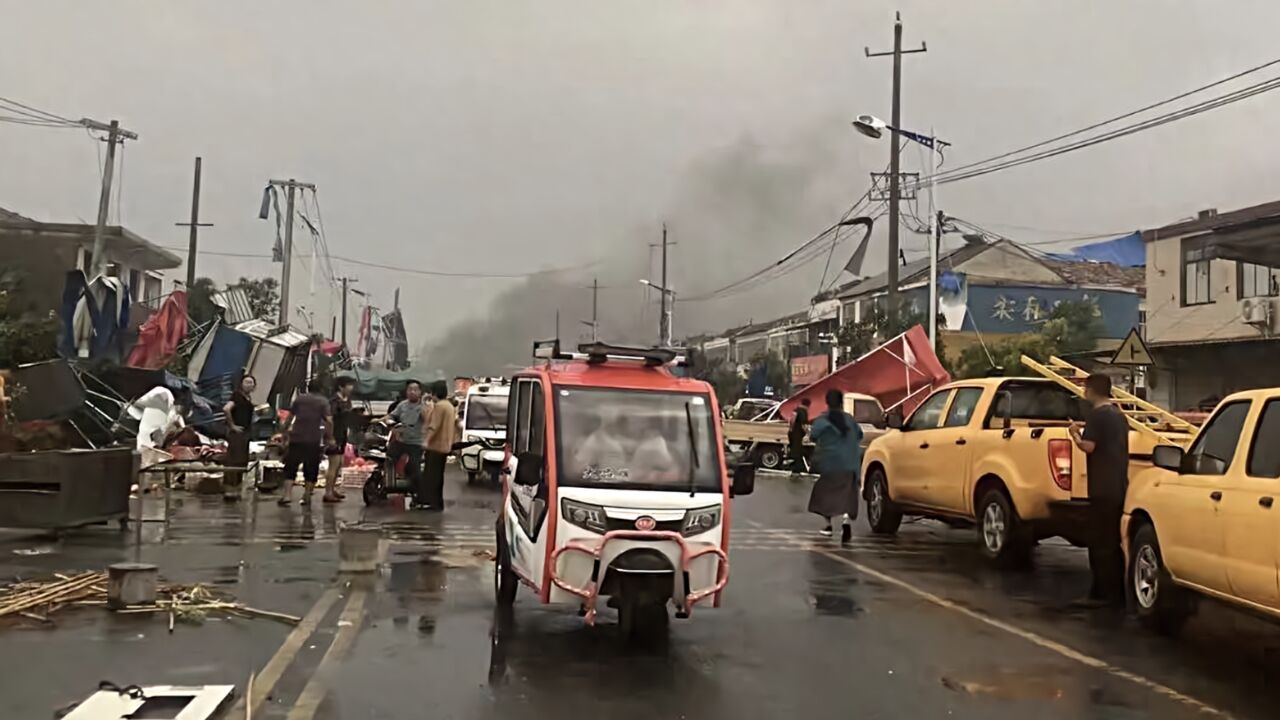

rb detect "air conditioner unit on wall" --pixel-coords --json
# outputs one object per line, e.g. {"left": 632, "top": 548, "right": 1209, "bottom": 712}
{"left": 1240, "top": 297, "right": 1273, "bottom": 327}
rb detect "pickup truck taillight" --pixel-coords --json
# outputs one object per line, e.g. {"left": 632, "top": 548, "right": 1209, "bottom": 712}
{"left": 1048, "top": 439, "right": 1072, "bottom": 491}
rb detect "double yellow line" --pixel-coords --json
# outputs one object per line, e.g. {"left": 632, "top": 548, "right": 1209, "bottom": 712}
{"left": 230, "top": 585, "right": 368, "bottom": 719}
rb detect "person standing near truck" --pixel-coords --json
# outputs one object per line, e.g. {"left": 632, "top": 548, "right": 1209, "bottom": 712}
{"left": 789, "top": 398, "right": 811, "bottom": 478}
{"left": 1069, "top": 373, "right": 1130, "bottom": 608}
{"left": 807, "top": 389, "right": 863, "bottom": 544}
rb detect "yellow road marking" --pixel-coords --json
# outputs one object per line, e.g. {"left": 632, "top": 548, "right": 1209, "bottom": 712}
{"left": 742, "top": 519, "right": 1230, "bottom": 718}
{"left": 229, "top": 586, "right": 342, "bottom": 718}
{"left": 286, "top": 588, "right": 369, "bottom": 720}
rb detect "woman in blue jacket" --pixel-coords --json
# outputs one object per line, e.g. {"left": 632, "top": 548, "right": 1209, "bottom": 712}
{"left": 806, "top": 389, "right": 863, "bottom": 543}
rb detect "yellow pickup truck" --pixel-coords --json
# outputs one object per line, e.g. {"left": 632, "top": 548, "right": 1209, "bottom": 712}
{"left": 1124, "top": 388, "right": 1280, "bottom": 633}
{"left": 862, "top": 377, "right": 1110, "bottom": 565}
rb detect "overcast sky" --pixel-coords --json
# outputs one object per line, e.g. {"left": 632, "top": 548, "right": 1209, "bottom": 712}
{"left": 4, "top": 1, "right": 1279, "bottom": 374}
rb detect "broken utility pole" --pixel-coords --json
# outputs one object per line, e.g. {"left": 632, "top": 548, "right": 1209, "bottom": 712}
{"left": 264, "top": 178, "right": 315, "bottom": 327}
{"left": 85, "top": 119, "right": 138, "bottom": 278}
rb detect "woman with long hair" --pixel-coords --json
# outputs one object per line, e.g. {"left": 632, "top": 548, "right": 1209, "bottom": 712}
{"left": 806, "top": 388, "right": 864, "bottom": 543}
{"left": 222, "top": 374, "right": 257, "bottom": 501}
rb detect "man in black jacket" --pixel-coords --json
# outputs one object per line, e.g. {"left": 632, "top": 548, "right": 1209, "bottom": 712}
{"left": 1070, "top": 373, "right": 1130, "bottom": 608}
{"left": 789, "top": 398, "right": 811, "bottom": 477}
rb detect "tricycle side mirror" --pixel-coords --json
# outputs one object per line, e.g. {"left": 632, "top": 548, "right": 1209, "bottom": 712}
{"left": 731, "top": 462, "right": 756, "bottom": 497}
{"left": 1152, "top": 444, "right": 1184, "bottom": 472}
{"left": 884, "top": 411, "right": 904, "bottom": 430}
{"left": 514, "top": 452, "right": 544, "bottom": 486}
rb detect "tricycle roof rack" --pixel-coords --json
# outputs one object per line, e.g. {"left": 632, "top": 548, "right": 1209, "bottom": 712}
{"left": 532, "top": 339, "right": 687, "bottom": 367}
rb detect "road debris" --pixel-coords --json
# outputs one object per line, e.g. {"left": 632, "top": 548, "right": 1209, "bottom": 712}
{"left": 0, "top": 571, "right": 300, "bottom": 627}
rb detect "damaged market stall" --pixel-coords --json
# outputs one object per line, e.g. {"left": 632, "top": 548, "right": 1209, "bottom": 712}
{"left": 0, "top": 360, "right": 136, "bottom": 530}
{"left": 186, "top": 318, "right": 310, "bottom": 408}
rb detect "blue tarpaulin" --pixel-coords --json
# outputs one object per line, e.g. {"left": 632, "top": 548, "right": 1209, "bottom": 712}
{"left": 1049, "top": 231, "right": 1144, "bottom": 267}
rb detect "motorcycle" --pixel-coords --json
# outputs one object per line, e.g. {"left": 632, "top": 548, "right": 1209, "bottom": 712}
{"left": 359, "top": 420, "right": 417, "bottom": 506}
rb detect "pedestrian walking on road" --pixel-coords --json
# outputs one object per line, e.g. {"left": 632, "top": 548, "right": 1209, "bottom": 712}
{"left": 222, "top": 374, "right": 256, "bottom": 501}
{"left": 1069, "top": 373, "right": 1130, "bottom": 608}
{"left": 278, "top": 380, "right": 333, "bottom": 507}
{"left": 807, "top": 389, "right": 863, "bottom": 544}
{"left": 322, "top": 376, "right": 357, "bottom": 503}
{"left": 789, "top": 398, "right": 811, "bottom": 477}
{"left": 381, "top": 380, "right": 428, "bottom": 507}
{"left": 423, "top": 380, "right": 457, "bottom": 511}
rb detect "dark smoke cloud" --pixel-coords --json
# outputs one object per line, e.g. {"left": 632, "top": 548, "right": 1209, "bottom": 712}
{"left": 424, "top": 122, "right": 869, "bottom": 377}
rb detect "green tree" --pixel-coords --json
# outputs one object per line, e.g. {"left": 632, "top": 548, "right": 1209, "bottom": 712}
{"left": 837, "top": 302, "right": 950, "bottom": 374}
{"left": 953, "top": 300, "right": 1103, "bottom": 378}
{"left": 232, "top": 277, "right": 281, "bottom": 320}
{"left": 186, "top": 277, "right": 219, "bottom": 327}
{"left": 0, "top": 272, "right": 59, "bottom": 369}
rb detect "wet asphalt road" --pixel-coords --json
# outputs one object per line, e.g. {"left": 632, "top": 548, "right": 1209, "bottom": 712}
{"left": 2, "top": 468, "right": 1279, "bottom": 719}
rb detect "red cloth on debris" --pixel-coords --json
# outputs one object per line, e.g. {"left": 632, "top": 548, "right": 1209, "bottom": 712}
{"left": 126, "top": 291, "right": 189, "bottom": 369}
{"left": 777, "top": 325, "right": 951, "bottom": 422}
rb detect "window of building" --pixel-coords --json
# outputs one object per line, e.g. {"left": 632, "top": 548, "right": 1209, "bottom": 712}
{"left": 1237, "top": 262, "right": 1278, "bottom": 299}
{"left": 128, "top": 269, "right": 143, "bottom": 297}
{"left": 144, "top": 274, "right": 162, "bottom": 302}
{"left": 1181, "top": 237, "right": 1212, "bottom": 306}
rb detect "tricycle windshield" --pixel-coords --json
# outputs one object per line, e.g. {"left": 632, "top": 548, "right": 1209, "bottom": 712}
{"left": 465, "top": 394, "right": 508, "bottom": 431}
{"left": 555, "top": 387, "right": 721, "bottom": 492}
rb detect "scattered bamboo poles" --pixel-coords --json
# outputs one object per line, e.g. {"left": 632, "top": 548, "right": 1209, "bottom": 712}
{"left": 0, "top": 572, "right": 300, "bottom": 628}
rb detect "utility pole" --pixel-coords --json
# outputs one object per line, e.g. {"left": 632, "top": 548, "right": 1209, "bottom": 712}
{"left": 580, "top": 277, "right": 602, "bottom": 341}
{"left": 85, "top": 119, "right": 138, "bottom": 277}
{"left": 175, "top": 157, "right": 213, "bottom": 287}
{"left": 265, "top": 178, "right": 315, "bottom": 326}
{"left": 866, "top": 12, "right": 926, "bottom": 310}
{"left": 338, "top": 276, "right": 358, "bottom": 346}
{"left": 648, "top": 224, "right": 676, "bottom": 346}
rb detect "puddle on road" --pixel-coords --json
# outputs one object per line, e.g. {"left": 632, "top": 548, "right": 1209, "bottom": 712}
{"left": 940, "top": 665, "right": 1136, "bottom": 711}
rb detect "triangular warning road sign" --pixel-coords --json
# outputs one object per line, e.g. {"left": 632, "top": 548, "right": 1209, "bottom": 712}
{"left": 1110, "top": 328, "right": 1154, "bottom": 366}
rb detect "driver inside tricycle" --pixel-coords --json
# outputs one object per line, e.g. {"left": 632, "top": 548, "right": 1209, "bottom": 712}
{"left": 495, "top": 342, "right": 755, "bottom": 639}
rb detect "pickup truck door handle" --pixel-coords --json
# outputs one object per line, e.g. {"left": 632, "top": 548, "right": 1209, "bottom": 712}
{"left": 955, "top": 438, "right": 967, "bottom": 446}
{"left": 1261, "top": 496, "right": 1274, "bottom": 509}
{"left": 1210, "top": 491, "right": 1223, "bottom": 502}
{"left": 919, "top": 442, "right": 930, "bottom": 449}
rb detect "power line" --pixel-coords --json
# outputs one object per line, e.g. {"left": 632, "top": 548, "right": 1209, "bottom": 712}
{"left": 920, "top": 72, "right": 1280, "bottom": 188}
{"left": 0, "top": 95, "right": 78, "bottom": 125}
{"left": 162, "top": 245, "right": 594, "bottom": 279}
{"left": 924, "top": 54, "right": 1280, "bottom": 184}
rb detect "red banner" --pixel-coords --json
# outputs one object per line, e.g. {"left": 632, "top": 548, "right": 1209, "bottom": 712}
{"left": 789, "top": 354, "right": 830, "bottom": 387}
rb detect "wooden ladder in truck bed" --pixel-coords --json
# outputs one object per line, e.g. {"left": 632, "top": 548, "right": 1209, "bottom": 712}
{"left": 1020, "top": 354, "right": 1199, "bottom": 448}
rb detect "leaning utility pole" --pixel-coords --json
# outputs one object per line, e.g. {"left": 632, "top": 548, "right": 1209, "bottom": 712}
{"left": 265, "top": 178, "right": 315, "bottom": 326}
{"left": 85, "top": 119, "right": 138, "bottom": 277}
{"left": 866, "top": 12, "right": 926, "bottom": 310}
{"left": 338, "top": 276, "right": 358, "bottom": 346}
{"left": 175, "top": 157, "right": 213, "bottom": 287}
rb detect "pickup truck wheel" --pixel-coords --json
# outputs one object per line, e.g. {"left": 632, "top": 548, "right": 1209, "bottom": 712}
{"left": 1130, "top": 523, "right": 1193, "bottom": 635}
{"left": 754, "top": 446, "right": 782, "bottom": 470}
{"left": 977, "top": 490, "right": 1031, "bottom": 567}
{"left": 866, "top": 468, "right": 902, "bottom": 535}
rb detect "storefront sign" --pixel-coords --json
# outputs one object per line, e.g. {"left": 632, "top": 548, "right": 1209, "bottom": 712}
{"left": 790, "top": 354, "right": 830, "bottom": 386}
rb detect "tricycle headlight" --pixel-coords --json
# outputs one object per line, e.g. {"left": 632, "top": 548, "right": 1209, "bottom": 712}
{"left": 681, "top": 505, "right": 721, "bottom": 537}
{"left": 561, "top": 498, "right": 608, "bottom": 534}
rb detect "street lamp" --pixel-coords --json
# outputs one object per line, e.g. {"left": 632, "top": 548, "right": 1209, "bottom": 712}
{"left": 639, "top": 279, "right": 676, "bottom": 346}
{"left": 852, "top": 113, "right": 950, "bottom": 351}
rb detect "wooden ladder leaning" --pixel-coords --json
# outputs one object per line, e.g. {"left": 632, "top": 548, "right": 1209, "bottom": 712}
{"left": 1020, "top": 354, "right": 1198, "bottom": 448}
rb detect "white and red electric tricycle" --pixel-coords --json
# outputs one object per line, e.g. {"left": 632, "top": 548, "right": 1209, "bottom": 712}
{"left": 493, "top": 341, "right": 756, "bottom": 638}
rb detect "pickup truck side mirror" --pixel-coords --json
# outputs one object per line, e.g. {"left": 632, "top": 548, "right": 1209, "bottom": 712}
{"left": 1152, "top": 445, "right": 1184, "bottom": 472}
{"left": 731, "top": 463, "right": 756, "bottom": 497}
{"left": 514, "top": 453, "right": 544, "bottom": 486}
{"left": 885, "top": 411, "right": 904, "bottom": 430}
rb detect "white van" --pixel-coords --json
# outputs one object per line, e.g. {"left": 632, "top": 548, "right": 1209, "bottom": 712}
{"left": 459, "top": 380, "right": 510, "bottom": 485}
